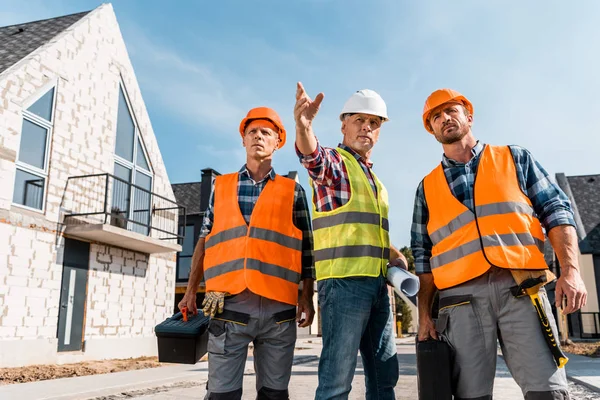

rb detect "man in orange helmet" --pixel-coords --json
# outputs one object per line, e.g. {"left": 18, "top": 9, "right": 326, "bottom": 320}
{"left": 178, "top": 107, "right": 315, "bottom": 400}
{"left": 412, "top": 89, "right": 587, "bottom": 399}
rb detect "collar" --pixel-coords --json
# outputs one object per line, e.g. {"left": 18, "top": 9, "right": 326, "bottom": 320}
{"left": 239, "top": 165, "right": 276, "bottom": 182}
{"left": 442, "top": 141, "right": 484, "bottom": 167}
{"left": 338, "top": 143, "right": 373, "bottom": 168}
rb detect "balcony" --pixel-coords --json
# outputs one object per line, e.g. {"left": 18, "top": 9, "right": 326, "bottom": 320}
{"left": 61, "top": 173, "right": 184, "bottom": 254}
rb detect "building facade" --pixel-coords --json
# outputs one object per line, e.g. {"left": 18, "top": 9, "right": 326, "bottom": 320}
{"left": 556, "top": 173, "right": 600, "bottom": 339}
{"left": 0, "top": 4, "right": 182, "bottom": 367}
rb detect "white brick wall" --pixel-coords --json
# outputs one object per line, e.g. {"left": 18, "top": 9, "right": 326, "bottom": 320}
{"left": 0, "top": 4, "right": 177, "bottom": 227}
{"left": 85, "top": 244, "right": 174, "bottom": 339}
{"left": 0, "top": 224, "right": 62, "bottom": 340}
{"left": 0, "top": 4, "right": 179, "bottom": 365}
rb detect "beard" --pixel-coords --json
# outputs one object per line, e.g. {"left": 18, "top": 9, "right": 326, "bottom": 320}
{"left": 435, "top": 123, "right": 469, "bottom": 145}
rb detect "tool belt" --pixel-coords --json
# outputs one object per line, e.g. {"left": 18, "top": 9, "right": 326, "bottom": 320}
{"left": 509, "top": 269, "right": 556, "bottom": 297}
{"left": 212, "top": 308, "right": 297, "bottom": 326}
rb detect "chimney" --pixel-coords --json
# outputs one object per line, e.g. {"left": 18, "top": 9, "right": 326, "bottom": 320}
{"left": 200, "top": 168, "right": 220, "bottom": 213}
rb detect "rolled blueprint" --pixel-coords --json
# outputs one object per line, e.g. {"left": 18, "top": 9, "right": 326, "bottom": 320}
{"left": 387, "top": 267, "right": 420, "bottom": 297}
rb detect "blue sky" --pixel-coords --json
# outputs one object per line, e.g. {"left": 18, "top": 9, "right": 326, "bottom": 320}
{"left": 2, "top": 1, "right": 599, "bottom": 247}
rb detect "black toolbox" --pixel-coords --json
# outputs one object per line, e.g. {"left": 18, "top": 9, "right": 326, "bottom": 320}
{"left": 155, "top": 311, "right": 210, "bottom": 364}
{"left": 416, "top": 338, "right": 453, "bottom": 400}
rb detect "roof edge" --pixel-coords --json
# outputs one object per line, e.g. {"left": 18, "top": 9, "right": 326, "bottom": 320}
{"left": 0, "top": 10, "right": 91, "bottom": 30}
{"left": 555, "top": 172, "right": 592, "bottom": 251}
{"left": 0, "top": 3, "right": 113, "bottom": 81}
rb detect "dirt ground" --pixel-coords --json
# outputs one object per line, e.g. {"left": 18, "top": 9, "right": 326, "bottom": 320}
{"left": 0, "top": 356, "right": 164, "bottom": 385}
{"left": 563, "top": 341, "right": 600, "bottom": 358}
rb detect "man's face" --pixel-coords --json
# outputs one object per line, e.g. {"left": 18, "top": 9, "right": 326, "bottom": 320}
{"left": 242, "top": 120, "right": 280, "bottom": 159}
{"left": 428, "top": 101, "right": 473, "bottom": 144}
{"left": 341, "top": 113, "right": 382, "bottom": 155}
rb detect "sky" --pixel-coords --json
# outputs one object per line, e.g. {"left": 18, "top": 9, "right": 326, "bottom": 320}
{"left": 1, "top": 1, "right": 599, "bottom": 247}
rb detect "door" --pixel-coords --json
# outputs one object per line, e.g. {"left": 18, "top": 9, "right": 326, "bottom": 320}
{"left": 57, "top": 239, "right": 90, "bottom": 352}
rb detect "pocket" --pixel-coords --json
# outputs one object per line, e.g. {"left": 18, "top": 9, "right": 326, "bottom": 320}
{"left": 436, "top": 294, "right": 485, "bottom": 355}
{"left": 207, "top": 319, "right": 226, "bottom": 355}
{"left": 273, "top": 308, "right": 297, "bottom": 324}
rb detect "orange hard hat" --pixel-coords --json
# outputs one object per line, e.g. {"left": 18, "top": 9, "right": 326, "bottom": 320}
{"left": 239, "top": 107, "right": 287, "bottom": 147}
{"left": 422, "top": 89, "right": 474, "bottom": 134}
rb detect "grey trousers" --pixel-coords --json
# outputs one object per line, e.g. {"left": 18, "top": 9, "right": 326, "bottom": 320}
{"left": 436, "top": 267, "right": 569, "bottom": 400}
{"left": 205, "top": 293, "right": 297, "bottom": 400}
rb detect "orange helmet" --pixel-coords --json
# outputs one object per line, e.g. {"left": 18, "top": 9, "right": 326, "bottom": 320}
{"left": 239, "top": 107, "right": 287, "bottom": 147}
{"left": 422, "top": 89, "right": 474, "bottom": 134}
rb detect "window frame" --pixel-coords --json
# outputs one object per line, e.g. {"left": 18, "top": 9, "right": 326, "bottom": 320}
{"left": 113, "top": 81, "right": 154, "bottom": 232}
{"left": 13, "top": 80, "right": 58, "bottom": 213}
{"left": 176, "top": 222, "right": 200, "bottom": 283}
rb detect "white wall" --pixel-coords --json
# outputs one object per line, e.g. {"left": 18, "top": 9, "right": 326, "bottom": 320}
{"left": 0, "top": 4, "right": 177, "bottom": 367}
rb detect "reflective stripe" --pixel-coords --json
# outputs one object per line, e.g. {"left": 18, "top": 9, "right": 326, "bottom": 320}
{"left": 429, "top": 202, "right": 536, "bottom": 244}
{"left": 431, "top": 232, "right": 545, "bottom": 270}
{"left": 476, "top": 201, "right": 535, "bottom": 218}
{"left": 249, "top": 227, "right": 302, "bottom": 251}
{"left": 313, "top": 212, "right": 386, "bottom": 231}
{"left": 382, "top": 218, "right": 389, "bottom": 232}
{"left": 430, "top": 211, "right": 475, "bottom": 244}
{"left": 315, "top": 245, "right": 389, "bottom": 262}
{"left": 205, "top": 258, "right": 301, "bottom": 284}
{"left": 204, "top": 259, "right": 244, "bottom": 280}
{"left": 205, "top": 226, "right": 247, "bottom": 249}
{"left": 246, "top": 258, "right": 301, "bottom": 283}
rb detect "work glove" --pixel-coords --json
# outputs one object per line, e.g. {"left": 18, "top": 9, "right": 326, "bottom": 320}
{"left": 202, "top": 291, "right": 228, "bottom": 317}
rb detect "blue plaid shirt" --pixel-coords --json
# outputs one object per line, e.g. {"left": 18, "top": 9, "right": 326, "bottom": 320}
{"left": 200, "top": 166, "right": 315, "bottom": 280}
{"left": 411, "top": 142, "right": 576, "bottom": 275}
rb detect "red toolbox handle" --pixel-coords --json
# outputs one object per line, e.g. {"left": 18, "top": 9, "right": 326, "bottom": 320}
{"left": 181, "top": 306, "right": 188, "bottom": 322}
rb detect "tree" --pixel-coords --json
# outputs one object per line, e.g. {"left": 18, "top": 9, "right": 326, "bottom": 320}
{"left": 397, "top": 296, "right": 413, "bottom": 333}
{"left": 399, "top": 246, "right": 415, "bottom": 273}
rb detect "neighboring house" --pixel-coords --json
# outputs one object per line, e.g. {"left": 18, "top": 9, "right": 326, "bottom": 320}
{"left": 171, "top": 168, "right": 322, "bottom": 335}
{"left": 555, "top": 173, "right": 600, "bottom": 339}
{"left": 0, "top": 4, "right": 183, "bottom": 367}
{"left": 171, "top": 168, "right": 218, "bottom": 310}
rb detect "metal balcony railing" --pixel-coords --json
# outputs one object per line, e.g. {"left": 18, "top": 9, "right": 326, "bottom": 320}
{"left": 61, "top": 173, "right": 186, "bottom": 243}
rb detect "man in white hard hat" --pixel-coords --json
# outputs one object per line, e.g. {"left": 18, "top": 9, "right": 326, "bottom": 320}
{"left": 294, "top": 82, "right": 406, "bottom": 399}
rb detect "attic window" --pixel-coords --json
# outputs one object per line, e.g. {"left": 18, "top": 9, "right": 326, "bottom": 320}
{"left": 13, "top": 86, "right": 56, "bottom": 211}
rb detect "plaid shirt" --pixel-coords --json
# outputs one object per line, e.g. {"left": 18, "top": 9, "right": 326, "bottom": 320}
{"left": 295, "top": 142, "right": 377, "bottom": 212}
{"left": 411, "top": 142, "right": 576, "bottom": 275}
{"left": 200, "top": 166, "right": 315, "bottom": 280}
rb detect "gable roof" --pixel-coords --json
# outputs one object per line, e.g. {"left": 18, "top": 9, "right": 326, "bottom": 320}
{"left": 556, "top": 173, "right": 600, "bottom": 254}
{"left": 0, "top": 11, "right": 90, "bottom": 74}
{"left": 172, "top": 182, "right": 203, "bottom": 216}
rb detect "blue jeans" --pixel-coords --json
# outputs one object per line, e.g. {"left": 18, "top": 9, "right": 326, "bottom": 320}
{"left": 315, "top": 275, "right": 399, "bottom": 400}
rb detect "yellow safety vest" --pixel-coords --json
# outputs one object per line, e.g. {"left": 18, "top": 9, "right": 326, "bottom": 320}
{"left": 312, "top": 147, "right": 390, "bottom": 281}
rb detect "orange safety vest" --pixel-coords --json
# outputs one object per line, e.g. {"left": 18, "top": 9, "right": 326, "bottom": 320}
{"left": 423, "top": 145, "right": 547, "bottom": 289}
{"left": 203, "top": 173, "right": 302, "bottom": 305}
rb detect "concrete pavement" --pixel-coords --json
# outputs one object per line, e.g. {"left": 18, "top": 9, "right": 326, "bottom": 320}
{"left": 0, "top": 336, "right": 598, "bottom": 399}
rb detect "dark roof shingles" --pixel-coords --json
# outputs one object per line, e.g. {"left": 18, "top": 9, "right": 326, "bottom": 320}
{"left": 0, "top": 11, "right": 90, "bottom": 74}
{"left": 567, "top": 175, "right": 600, "bottom": 253}
{"left": 172, "top": 182, "right": 202, "bottom": 216}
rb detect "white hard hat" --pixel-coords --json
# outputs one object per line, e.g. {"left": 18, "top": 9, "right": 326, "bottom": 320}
{"left": 339, "top": 89, "right": 388, "bottom": 121}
